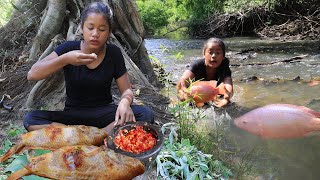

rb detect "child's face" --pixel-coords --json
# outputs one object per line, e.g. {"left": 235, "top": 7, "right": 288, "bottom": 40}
{"left": 82, "top": 13, "right": 110, "bottom": 50}
{"left": 204, "top": 42, "right": 224, "bottom": 68}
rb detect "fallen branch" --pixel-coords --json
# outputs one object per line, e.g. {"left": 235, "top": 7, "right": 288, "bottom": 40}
{"left": 161, "top": 24, "right": 187, "bottom": 36}
{"left": 231, "top": 54, "right": 309, "bottom": 67}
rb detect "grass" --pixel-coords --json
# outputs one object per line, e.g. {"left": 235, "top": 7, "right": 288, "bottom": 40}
{"left": 158, "top": 100, "right": 234, "bottom": 179}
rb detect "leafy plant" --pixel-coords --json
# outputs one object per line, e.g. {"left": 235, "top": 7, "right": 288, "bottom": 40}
{"left": 168, "top": 101, "right": 205, "bottom": 140}
{"left": 157, "top": 124, "right": 232, "bottom": 179}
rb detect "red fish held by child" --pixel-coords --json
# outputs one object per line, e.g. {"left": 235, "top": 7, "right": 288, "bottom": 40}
{"left": 189, "top": 81, "right": 226, "bottom": 107}
{"left": 234, "top": 104, "right": 320, "bottom": 139}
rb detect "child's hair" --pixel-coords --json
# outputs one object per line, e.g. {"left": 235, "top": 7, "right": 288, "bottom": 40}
{"left": 202, "top": 37, "right": 226, "bottom": 57}
{"left": 80, "top": 2, "right": 113, "bottom": 30}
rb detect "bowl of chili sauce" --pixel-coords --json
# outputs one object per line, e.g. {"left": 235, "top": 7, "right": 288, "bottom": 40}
{"left": 105, "top": 121, "right": 164, "bottom": 166}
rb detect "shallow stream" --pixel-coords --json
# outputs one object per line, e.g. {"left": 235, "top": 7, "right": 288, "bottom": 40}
{"left": 145, "top": 37, "right": 320, "bottom": 180}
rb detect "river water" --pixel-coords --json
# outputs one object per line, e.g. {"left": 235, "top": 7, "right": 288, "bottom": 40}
{"left": 145, "top": 37, "right": 320, "bottom": 180}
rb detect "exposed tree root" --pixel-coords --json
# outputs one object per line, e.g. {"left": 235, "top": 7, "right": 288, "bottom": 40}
{"left": 28, "top": 0, "right": 66, "bottom": 61}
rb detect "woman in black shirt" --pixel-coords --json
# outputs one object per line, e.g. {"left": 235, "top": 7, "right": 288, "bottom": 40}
{"left": 24, "top": 2, "right": 154, "bottom": 133}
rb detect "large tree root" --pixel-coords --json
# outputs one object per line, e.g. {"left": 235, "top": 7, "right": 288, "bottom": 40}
{"left": 28, "top": 0, "right": 66, "bottom": 61}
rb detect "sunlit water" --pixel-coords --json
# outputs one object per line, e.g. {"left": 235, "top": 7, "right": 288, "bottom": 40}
{"left": 145, "top": 37, "right": 320, "bottom": 179}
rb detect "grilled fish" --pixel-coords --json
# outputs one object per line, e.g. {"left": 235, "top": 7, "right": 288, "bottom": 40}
{"left": 0, "top": 125, "right": 108, "bottom": 162}
{"left": 6, "top": 145, "right": 145, "bottom": 180}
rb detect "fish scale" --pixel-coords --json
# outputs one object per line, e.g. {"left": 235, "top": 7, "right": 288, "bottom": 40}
{"left": 0, "top": 125, "right": 108, "bottom": 163}
{"left": 6, "top": 145, "right": 145, "bottom": 180}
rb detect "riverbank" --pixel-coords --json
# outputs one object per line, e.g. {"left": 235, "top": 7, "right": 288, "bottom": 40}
{"left": 190, "top": 4, "right": 320, "bottom": 41}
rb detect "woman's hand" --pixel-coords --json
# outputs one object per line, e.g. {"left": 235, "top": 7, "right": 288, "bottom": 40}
{"left": 177, "top": 88, "right": 191, "bottom": 101}
{"left": 213, "top": 98, "right": 229, "bottom": 108}
{"left": 114, "top": 72, "right": 136, "bottom": 126}
{"left": 64, "top": 51, "right": 97, "bottom": 66}
{"left": 114, "top": 98, "right": 136, "bottom": 126}
{"left": 213, "top": 88, "right": 231, "bottom": 108}
{"left": 176, "top": 70, "right": 194, "bottom": 101}
{"left": 27, "top": 51, "right": 98, "bottom": 81}
{"left": 176, "top": 78, "right": 192, "bottom": 101}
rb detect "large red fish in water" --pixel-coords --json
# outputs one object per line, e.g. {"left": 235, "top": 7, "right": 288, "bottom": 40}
{"left": 0, "top": 125, "right": 108, "bottom": 163}
{"left": 234, "top": 104, "right": 320, "bottom": 139}
{"left": 189, "top": 81, "right": 226, "bottom": 107}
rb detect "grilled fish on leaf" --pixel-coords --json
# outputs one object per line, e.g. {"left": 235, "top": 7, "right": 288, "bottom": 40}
{"left": 0, "top": 125, "right": 108, "bottom": 162}
{"left": 6, "top": 145, "right": 144, "bottom": 180}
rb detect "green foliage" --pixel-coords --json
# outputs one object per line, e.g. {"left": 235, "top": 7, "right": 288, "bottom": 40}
{"left": 136, "top": 0, "right": 170, "bottom": 35}
{"left": 224, "top": 0, "right": 267, "bottom": 12}
{"left": 136, "top": 0, "right": 227, "bottom": 36}
{"left": 183, "top": 0, "right": 226, "bottom": 21}
{"left": 136, "top": 0, "right": 301, "bottom": 36}
{"left": 0, "top": 0, "right": 14, "bottom": 27}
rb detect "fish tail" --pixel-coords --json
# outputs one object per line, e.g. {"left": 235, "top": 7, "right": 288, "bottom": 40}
{"left": 6, "top": 167, "right": 31, "bottom": 180}
{"left": 0, "top": 142, "right": 24, "bottom": 163}
{"left": 299, "top": 105, "right": 320, "bottom": 118}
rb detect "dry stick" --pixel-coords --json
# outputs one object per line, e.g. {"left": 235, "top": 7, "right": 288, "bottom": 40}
{"left": 230, "top": 54, "right": 309, "bottom": 67}
{"left": 161, "top": 25, "right": 186, "bottom": 37}
{"left": 1, "top": 51, "right": 7, "bottom": 73}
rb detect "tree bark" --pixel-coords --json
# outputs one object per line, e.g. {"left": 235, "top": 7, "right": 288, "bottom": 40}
{"left": 110, "top": 0, "right": 158, "bottom": 84}
{"left": 28, "top": 0, "right": 66, "bottom": 61}
{"left": 0, "top": 0, "right": 47, "bottom": 50}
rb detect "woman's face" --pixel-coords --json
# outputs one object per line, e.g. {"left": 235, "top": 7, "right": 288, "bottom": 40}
{"left": 82, "top": 13, "right": 110, "bottom": 50}
{"left": 204, "top": 42, "right": 224, "bottom": 68}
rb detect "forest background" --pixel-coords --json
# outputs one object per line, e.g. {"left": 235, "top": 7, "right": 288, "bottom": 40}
{"left": 137, "top": 0, "right": 319, "bottom": 40}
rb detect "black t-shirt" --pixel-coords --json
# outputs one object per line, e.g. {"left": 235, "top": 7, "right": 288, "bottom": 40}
{"left": 54, "top": 41, "right": 127, "bottom": 108}
{"left": 189, "top": 58, "right": 232, "bottom": 85}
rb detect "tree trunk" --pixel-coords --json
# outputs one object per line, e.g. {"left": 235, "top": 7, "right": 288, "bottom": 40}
{"left": 0, "top": 0, "right": 47, "bottom": 50}
{"left": 28, "top": 0, "right": 66, "bottom": 61}
{"left": 110, "top": 0, "right": 158, "bottom": 83}
{"left": 0, "top": 0, "right": 159, "bottom": 110}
